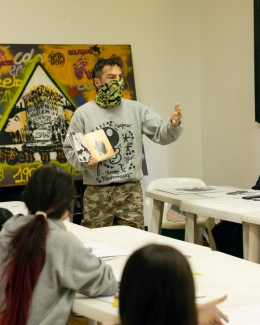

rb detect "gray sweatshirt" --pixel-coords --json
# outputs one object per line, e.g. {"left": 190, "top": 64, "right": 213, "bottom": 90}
{"left": 0, "top": 215, "right": 118, "bottom": 325}
{"left": 63, "top": 98, "right": 183, "bottom": 185}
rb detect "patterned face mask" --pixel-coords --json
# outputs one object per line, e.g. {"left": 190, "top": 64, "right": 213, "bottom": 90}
{"left": 95, "top": 78, "right": 124, "bottom": 108}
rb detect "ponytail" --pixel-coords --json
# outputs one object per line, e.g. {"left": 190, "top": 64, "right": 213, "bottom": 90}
{"left": 0, "top": 213, "right": 48, "bottom": 325}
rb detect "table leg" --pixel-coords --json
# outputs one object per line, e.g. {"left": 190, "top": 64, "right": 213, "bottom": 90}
{"left": 185, "top": 212, "right": 197, "bottom": 243}
{"left": 149, "top": 199, "right": 164, "bottom": 234}
{"left": 242, "top": 223, "right": 249, "bottom": 260}
{"left": 246, "top": 223, "right": 260, "bottom": 263}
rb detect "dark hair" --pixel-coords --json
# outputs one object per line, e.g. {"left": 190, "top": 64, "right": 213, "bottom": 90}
{"left": 0, "top": 164, "right": 76, "bottom": 325}
{"left": 120, "top": 244, "right": 197, "bottom": 325}
{"left": 92, "top": 56, "right": 123, "bottom": 81}
{"left": 0, "top": 208, "right": 13, "bottom": 230}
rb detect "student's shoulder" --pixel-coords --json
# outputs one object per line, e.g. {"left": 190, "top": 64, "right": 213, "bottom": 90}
{"left": 47, "top": 220, "right": 84, "bottom": 248}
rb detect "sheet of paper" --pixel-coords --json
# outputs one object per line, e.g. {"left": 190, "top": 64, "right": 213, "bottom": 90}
{"left": 97, "top": 295, "right": 115, "bottom": 303}
{"left": 195, "top": 189, "right": 260, "bottom": 198}
{"left": 84, "top": 243, "right": 130, "bottom": 258}
{"left": 157, "top": 186, "right": 235, "bottom": 195}
{"left": 195, "top": 291, "right": 207, "bottom": 298}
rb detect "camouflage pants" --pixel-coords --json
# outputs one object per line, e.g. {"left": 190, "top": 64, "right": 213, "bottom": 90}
{"left": 81, "top": 181, "right": 144, "bottom": 229}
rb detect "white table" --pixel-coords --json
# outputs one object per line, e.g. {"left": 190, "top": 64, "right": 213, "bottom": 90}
{"left": 0, "top": 201, "right": 28, "bottom": 216}
{"left": 145, "top": 188, "right": 211, "bottom": 236}
{"left": 145, "top": 187, "right": 240, "bottom": 245}
{"left": 181, "top": 198, "right": 260, "bottom": 262}
{"left": 65, "top": 223, "right": 260, "bottom": 325}
{"left": 192, "top": 251, "right": 260, "bottom": 324}
{"left": 65, "top": 223, "right": 211, "bottom": 324}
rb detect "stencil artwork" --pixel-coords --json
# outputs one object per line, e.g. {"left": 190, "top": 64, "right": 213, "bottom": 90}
{"left": 93, "top": 141, "right": 108, "bottom": 155}
{"left": 0, "top": 44, "right": 148, "bottom": 186}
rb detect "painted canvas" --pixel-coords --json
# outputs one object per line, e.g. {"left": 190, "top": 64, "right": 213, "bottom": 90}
{"left": 0, "top": 44, "right": 144, "bottom": 187}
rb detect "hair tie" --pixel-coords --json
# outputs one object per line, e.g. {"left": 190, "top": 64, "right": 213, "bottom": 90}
{"left": 35, "top": 211, "right": 47, "bottom": 218}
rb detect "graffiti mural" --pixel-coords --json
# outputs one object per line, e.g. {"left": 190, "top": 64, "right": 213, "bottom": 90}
{"left": 0, "top": 44, "right": 138, "bottom": 186}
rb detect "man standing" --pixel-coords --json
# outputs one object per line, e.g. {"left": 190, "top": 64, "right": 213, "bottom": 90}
{"left": 63, "top": 57, "right": 183, "bottom": 230}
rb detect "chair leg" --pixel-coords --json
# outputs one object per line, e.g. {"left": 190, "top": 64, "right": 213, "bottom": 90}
{"left": 205, "top": 218, "right": 216, "bottom": 250}
{"left": 195, "top": 227, "right": 203, "bottom": 245}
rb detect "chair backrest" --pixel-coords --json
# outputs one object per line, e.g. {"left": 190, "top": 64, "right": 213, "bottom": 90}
{"left": 145, "top": 178, "right": 206, "bottom": 229}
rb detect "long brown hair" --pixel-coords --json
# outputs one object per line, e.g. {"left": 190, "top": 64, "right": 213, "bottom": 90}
{"left": 0, "top": 164, "right": 76, "bottom": 325}
{"left": 120, "top": 244, "right": 197, "bottom": 325}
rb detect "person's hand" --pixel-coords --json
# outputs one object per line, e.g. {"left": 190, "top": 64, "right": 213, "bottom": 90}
{"left": 171, "top": 103, "right": 182, "bottom": 126}
{"left": 83, "top": 157, "right": 99, "bottom": 168}
{"left": 197, "top": 295, "right": 228, "bottom": 325}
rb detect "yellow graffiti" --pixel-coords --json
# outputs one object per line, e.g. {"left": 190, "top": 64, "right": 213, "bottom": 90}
{"left": 39, "top": 44, "right": 132, "bottom": 88}
{"left": 0, "top": 75, "right": 23, "bottom": 89}
{"left": 0, "top": 90, "right": 13, "bottom": 103}
{"left": 13, "top": 166, "right": 37, "bottom": 184}
{"left": 62, "top": 163, "right": 82, "bottom": 176}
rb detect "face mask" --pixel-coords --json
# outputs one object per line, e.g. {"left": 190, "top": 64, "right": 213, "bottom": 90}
{"left": 95, "top": 78, "right": 124, "bottom": 108}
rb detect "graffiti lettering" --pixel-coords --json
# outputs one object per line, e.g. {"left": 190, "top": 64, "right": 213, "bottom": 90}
{"left": 77, "top": 84, "right": 95, "bottom": 91}
{"left": 13, "top": 166, "right": 37, "bottom": 184}
{"left": 0, "top": 75, "right": 23, "bottom": 89}
{"left": 0, "top": 168, "right": 3, "bottom": 182}
{"left": 0, "top": 90, "right": 13, "bottom": 103}
{"left": 14, "top": 48, "right": 35, "bottom": 65}
{"left": 4, "top": 147, "right": 19, "bottom": 165}
{"left": 55, "top": 146, "right": 67, "bottom": 163}
{"left": 0, "top": 147, "right": 35, "bottom": 165}
{"left": 34, "top": 130, "right": 52, "bottom": 140}
{"left": 39, "top": 151, "right": 50, "bottom": 164}
{"left": 13, "top": 48, "right": 44, "bottom": 65}
{"left": 0, "top": 146, "right": 70, "bottom": 166}
{"left": 68, "top": 49, "right": 93, "bottom": 55}
{"left": 18, "top": 150, "right": 35, "bottom": 163}
{"left": 0, "top": 60, "right": 14, "bottom": 67}
{"left": 9, "top": 64, "right": 25, "bottom": 77}
{"left": 0, "top": 149, "right": 5, "bottom": 163}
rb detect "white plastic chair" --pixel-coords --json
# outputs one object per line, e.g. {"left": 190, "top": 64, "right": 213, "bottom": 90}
{"left": 145, "top": 178, "right": 216, "bottom": 250}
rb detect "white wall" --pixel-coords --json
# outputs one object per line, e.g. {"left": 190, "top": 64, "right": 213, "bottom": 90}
{"left": 1, "top": 0, "right": 258, "bottom": 223}
{"left": 200, "top": 0, "right": 258, "bottom": 189}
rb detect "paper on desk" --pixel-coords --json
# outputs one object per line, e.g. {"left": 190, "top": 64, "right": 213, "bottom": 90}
{"left": 157, "top": 186, "right": 234, "bottom": 195}
{"left": 84, "top": 243, "right": 130, "bottom": 258}
{"left": 195, "top": 291, "right": 206, "bottom": 298}
{"left": 196, "top": 189, "right": 260, "bottom": 199}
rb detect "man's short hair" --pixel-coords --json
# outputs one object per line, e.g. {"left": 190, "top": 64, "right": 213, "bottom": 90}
{"left": 92, "top": 56, "right": 123, "bottom": 80}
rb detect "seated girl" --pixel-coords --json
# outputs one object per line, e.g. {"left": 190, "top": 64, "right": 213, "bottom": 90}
{"left": 0, "top": 164, "right": 118, "bottom": 325}
{"left": 119, "top": 244, "right": 228, "bottom": 325}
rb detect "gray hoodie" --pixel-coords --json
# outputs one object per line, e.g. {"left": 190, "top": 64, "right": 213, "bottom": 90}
{"left": 0, "top": 215, "right": 118, "bottom": 325}
{"left": 63, "top": 98, "right": 183, "bottom": 185}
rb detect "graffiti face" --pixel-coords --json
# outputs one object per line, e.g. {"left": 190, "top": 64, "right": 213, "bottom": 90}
{"left": 5, "top": 111, "right": 27, "bottom": 133}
